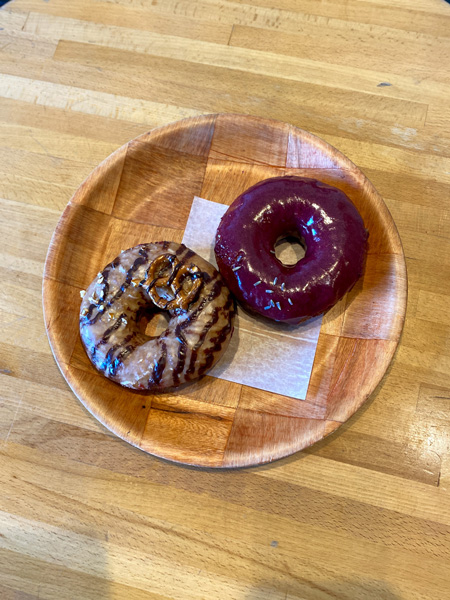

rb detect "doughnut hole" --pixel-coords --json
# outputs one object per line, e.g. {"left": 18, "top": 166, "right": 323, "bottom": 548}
{"left": 137, "top": 308, "right": 170, "bottom": 338}
{"left": 274, "top": 233, "right": 306, "bottom": 266}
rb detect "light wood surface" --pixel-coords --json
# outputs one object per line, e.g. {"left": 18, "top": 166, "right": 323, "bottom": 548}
{"left": 1, "top": 0, "right": 449, "bottom": 597}
{"left": 43, "top": 114, "right": 407, "bottom": 467}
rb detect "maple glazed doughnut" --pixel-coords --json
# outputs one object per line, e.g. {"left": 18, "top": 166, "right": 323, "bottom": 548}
{"left": 79, "top": 242, "right": 235, "bottom": 390}
{"left": 215, "top": 176, "right": 368, "bottom": 324}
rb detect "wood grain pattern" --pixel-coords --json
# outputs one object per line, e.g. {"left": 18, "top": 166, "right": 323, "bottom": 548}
{"left": 1, "top": 0, "right": 450, "bottom": 598}
{"left": 42, "top": 113, "right": 406, "bottom": 467}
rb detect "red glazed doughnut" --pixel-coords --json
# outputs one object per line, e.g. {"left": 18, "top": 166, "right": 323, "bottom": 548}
{"left": 214, "top": 176, "right": 368, "bottom": 324}
{"left": 80, "top": 242, "right": 235, "bottom": 390}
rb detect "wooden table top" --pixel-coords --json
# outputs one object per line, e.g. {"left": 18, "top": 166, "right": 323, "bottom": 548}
{"left": 1, "top": 0, "right": 449, "bottom": 598}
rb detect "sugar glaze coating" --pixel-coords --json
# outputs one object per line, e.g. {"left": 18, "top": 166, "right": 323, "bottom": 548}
{"left": 80, "top": 242, "right": 235, "bottom": 390}
{"left": 214, "top": 177, "right": 368, "bottom": 324}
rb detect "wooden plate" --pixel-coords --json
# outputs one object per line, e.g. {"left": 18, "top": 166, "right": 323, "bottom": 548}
{"left": 43, "top": 113, "right": 407, "bottom": 468}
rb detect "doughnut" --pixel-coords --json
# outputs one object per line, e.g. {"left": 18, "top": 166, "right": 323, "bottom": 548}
{"left": 79, "top": 242, "right": 235, "bottom": 390}
{"left": 214, "top": 176, "right": 368, "bottom": 324}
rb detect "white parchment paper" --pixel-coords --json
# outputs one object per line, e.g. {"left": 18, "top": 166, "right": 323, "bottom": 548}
{"left": 182, "top": 196, "right": 323, "bottom": 400}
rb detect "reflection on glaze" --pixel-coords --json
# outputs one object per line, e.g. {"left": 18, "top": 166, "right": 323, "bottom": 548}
{"left": 214, "top": 177, "right": 368, "bottom": 324}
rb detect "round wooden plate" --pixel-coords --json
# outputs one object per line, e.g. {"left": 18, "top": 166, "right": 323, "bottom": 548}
{"left": 43, "top": 113, "right": 407, "bottom": 468}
